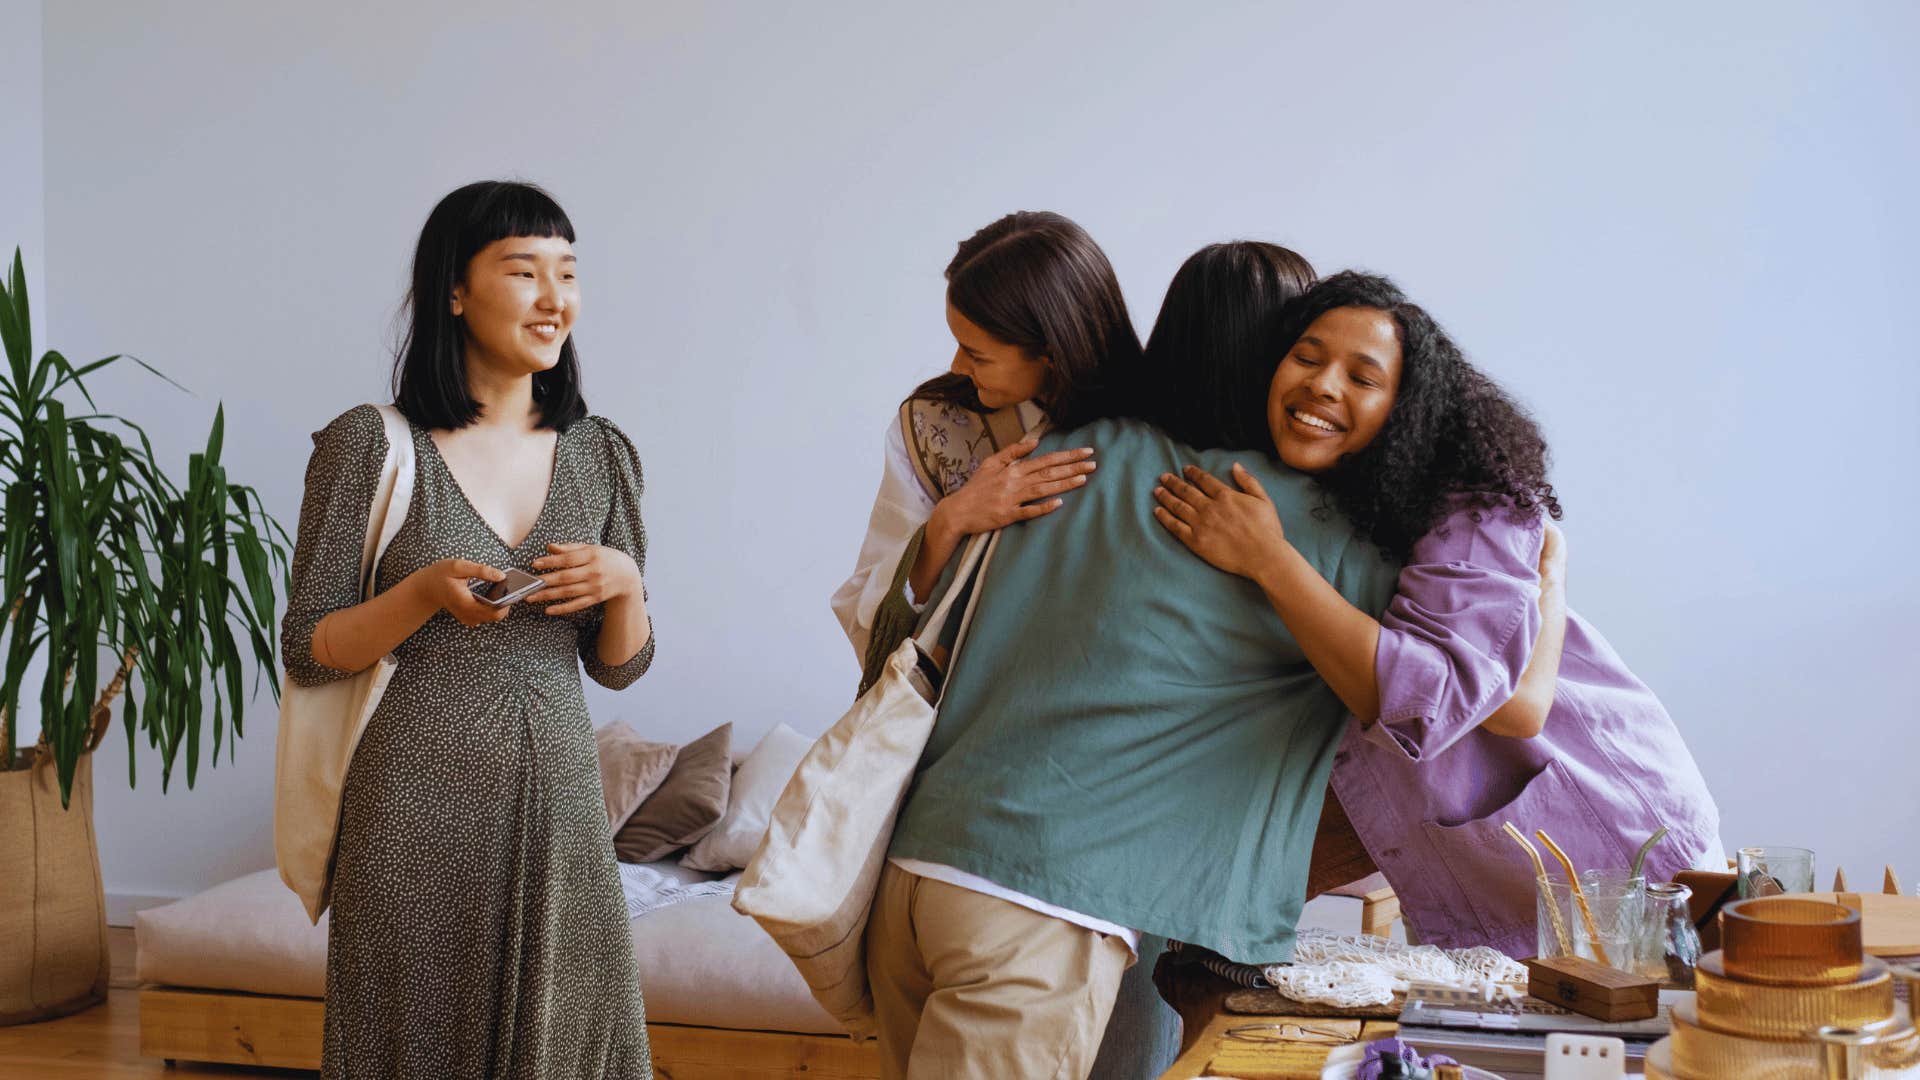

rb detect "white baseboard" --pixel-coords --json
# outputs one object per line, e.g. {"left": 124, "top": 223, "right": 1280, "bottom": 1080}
{"left": 106, "top": 892, "right": 182, "bottom": 927}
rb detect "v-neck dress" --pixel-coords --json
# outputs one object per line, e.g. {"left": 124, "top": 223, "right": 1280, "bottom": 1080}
{"left": 282, "top": 404, "right": 656, "bottom": 1080}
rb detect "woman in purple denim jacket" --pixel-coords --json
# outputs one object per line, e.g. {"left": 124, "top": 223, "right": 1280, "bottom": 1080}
{"left": 1151, "top": 271, "right": 1722, "bottom": 959}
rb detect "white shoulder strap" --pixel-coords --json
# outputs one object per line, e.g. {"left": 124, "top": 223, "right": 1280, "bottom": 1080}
{"left": 942, "top": 529, "right": 1001, "bottom": 672}
{"left": 359, "top": 405, "right": 416, "bottom": 601}
{"left": 909, "top": 528, "right": 1002, "bottom": 667}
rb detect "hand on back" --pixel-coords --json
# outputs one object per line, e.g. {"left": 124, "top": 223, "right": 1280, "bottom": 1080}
{"left": 1152, "top": 463, "right": 1292, "bottom": 580}
{"left": 933, "top": 435, "right": 1096, "bottom": 536}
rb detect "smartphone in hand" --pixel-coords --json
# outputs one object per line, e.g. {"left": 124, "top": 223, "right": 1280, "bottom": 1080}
{"left": 468, "top": 567, "right": 548, "bottom": 608}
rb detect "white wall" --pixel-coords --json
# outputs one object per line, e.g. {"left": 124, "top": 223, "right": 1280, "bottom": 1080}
{"left": 0, "top": 0, "right": 42, "bottom": 324}
{"left": 34, "top": 1, "right": 1920, "bottom": 908}
{"left": 0, "top": 1, "right": 45, "bottom": 754}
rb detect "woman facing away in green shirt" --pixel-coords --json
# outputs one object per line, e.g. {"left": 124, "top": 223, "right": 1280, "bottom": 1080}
{"left": 864, "top": 242, "right": 1391, "bottom": 1080}
{"left": 836, "top": 212, "right": 1184, "bottom": 1080}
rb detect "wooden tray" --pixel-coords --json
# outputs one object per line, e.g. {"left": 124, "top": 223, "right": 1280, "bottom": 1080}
{"left": 1804, "top": 892, "right": 1920, "bottom": 957}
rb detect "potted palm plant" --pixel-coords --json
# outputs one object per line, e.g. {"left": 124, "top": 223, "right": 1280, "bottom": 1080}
{"left": 0, "top": 249, "right": 291, "bottom": 1024}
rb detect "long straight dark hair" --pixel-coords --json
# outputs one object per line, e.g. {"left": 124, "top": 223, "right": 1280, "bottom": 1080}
{"left": 912, "top": 211, "right": 1142, "bottom": 429}
{"left": 391, "top": 180, "right": 588, "bottom": 432}
{"left": 1138, "top": 241, "right": 1316, "bottom": 450}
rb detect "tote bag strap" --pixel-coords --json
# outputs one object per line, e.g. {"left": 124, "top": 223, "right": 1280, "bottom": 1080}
{"left": 940, "top": 528, "right": 1001, "bottom": 675}
{"left": 361, "top": 404, "right": 417, "bottom": 601}
{"left": 905, "top": 527, "right": 1003, "bottom": 684}
{"left": 908, "top": 530, "right": 989, "bottom": 652}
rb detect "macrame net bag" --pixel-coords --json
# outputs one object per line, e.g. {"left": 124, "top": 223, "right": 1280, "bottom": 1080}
{"left": 1260, "top": 929, "right": 1529, "bottom": 1008}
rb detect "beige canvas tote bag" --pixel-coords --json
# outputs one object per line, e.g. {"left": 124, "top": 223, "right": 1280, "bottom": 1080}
{"left": 733, "top": 529, "right": 1000, "bottom": 1039}
{"left": 273, "top": 403, "right": 414, "bottom": 925}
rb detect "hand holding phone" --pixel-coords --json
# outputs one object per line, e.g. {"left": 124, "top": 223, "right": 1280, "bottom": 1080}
{"left": 467, "top": 567, "right": 548, "bottom": 608}
{"left": 414, "top": 559, "right": 513, "bottom": 627}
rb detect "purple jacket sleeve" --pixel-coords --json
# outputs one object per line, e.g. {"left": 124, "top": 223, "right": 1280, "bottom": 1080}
{"left": 1362, "top": 503, "right": 1546, "bottom": 761}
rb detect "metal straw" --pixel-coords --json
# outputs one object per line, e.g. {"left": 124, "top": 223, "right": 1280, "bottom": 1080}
{"left": 1630, "top": 826, "right": 1668, "bottom": 881}
{"left": 1502, "top": 822, "right": 1572, "bottom": 956}
{"left": 1537, "top": 829, "right": 1611, "bottom": 967}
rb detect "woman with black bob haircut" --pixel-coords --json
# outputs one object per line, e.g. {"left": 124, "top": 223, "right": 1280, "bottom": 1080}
{"left": 833, "top": 210, "right": 1141, "bottom": 689}
{"left": 282, "top": 179, "right": 657, "bottom": 1077}
{"left": 394, "top": 180, "right": 590, "bottom": 431}
{"left": 1152, "top": 271, "right": 1722, "bottom": 958}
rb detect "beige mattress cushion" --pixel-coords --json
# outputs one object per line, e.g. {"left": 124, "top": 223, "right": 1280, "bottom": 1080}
{"left": 134, "top": 867, "right": 840, "bottom": 1035}
{"left": 135, "top": 870, "right": 329, "bottom": 998}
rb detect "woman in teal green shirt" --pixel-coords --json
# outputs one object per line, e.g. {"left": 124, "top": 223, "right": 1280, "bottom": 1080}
{"left": 867, "top": 242, "right": 1382, "bottom": 1080}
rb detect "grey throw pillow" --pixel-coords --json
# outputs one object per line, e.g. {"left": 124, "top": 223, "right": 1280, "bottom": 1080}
{"left": 613, "top": 723, "right": 732, "bottom": 863}
{"left": 594, "top": 721, "right": 680, "bottom": 832}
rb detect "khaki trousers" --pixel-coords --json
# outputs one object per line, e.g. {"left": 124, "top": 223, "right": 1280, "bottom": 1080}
{"left": 865, "top": 863, "right": 1133, "bottom": 1080}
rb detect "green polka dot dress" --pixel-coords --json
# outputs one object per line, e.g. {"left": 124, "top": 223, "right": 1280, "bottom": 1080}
{"left": 283, "top": 404, "right": 655, "bottom": 1079}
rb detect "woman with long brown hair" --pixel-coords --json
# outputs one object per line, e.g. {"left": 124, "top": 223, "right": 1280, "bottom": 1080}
{"left": 832, "top": 210, "right": 1137, "bottom": 688}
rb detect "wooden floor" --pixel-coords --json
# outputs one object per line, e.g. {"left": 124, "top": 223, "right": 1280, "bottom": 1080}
{"left": 0, "top": 928, "right": 311, "bottom": 1079}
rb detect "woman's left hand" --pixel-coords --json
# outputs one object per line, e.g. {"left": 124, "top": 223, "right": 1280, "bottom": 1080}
{"left": 532, "top": 542, "right": 642, "bottom": 616}
{"left": 1152, "top": 463, "right": 1292, "bottom": 580}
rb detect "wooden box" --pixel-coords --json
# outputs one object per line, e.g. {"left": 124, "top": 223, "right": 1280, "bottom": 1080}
{"left": 1524, "top": 956, "right": 1659, "bottom": 1022}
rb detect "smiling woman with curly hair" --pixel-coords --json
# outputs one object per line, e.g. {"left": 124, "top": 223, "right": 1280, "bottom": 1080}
{"left": 1150, "top": 271, "right": 1724, "bottom": 957}
{"left": 1277, "top": 272, "right": 1561, "bottom": 562}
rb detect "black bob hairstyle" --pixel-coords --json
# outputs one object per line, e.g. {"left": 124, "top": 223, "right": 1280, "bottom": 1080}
{"left": 1138, "top": 241, "right": 1315, "bottom": 451}
{"left": 911, "top": 211, "right": 1143, "bottom": 429}
{"left": 391, "top": 180, "right": 588, "bottom": 432}
{"left": 1286, "top": 271, "right": 1563, "bottom": 561}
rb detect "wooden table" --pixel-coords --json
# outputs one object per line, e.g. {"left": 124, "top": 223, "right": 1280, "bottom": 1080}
{"left": 1154, "top": 961, "right": 1398, "bottom": 1080}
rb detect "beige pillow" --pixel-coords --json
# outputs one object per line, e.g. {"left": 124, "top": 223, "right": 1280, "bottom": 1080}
{"left": 595, "top": 721, "right": 680, "bottom": 832}
{"left": 681, "top": 723, "right": 814, "bottom": 872}
{"left": 614, "top": 723, "right": 732, "bottom": 863}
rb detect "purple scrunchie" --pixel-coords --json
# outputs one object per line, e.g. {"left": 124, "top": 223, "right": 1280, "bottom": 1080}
{"left": 1357, "top": 1036, "right": 1460, "bottom": 1080}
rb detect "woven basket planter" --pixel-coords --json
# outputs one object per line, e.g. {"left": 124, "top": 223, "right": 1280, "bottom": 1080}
{"left": 0, "top": 753, "right": 110, "bottom": 1025}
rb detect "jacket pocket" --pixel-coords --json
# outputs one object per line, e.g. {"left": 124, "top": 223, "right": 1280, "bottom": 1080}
{"left": 1419, "top": 758, "right": 1633, "bottom": 939}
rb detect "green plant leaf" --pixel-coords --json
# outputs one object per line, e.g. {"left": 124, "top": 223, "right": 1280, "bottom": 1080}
{"left": 42, "top": 353, "right": 101, "bottom": 412}
{"left": 0, "top": 251, "right": 290, "bottom": 807}
{"left": 233, "top": 534, "right": 275, "bottom": 637}
{"left": 206, "top": 406, "right": 225, "bottom": 467}
{"left": 0, "top": 249, "right": 29, "bottom": 383}
{"left": 122, "top": 690, "right": 138, "bottom": 786}
{"left": 47, "top": 353, "right": 123, "bottom": 403}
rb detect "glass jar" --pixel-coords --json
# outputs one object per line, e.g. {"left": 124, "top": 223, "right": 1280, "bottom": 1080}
{"left": 1642, "top": 881, "right": 1702, "bottom": 987}
{"left": 1575, "top": 870, "right": 1647, "bottom": 972}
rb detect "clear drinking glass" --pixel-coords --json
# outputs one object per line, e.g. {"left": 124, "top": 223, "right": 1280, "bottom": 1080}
{"left": 1537, "top": 878, "right": 1578, "bottom": 960}
{"left": 1738, "top": 846, "right": 1816, "bottom": 897}
{"left": 1640, "top": 882, "right": 1702, "bottom": 986}
{"left": 1569, "top": 870, "right": 1646, "bottom": 972}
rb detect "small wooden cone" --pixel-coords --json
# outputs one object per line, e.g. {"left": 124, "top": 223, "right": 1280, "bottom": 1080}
{"left": 1834, "top": 867, "right": 1849, "bottom": 891}
{"left": 1886, "top": 866, "right": 1903, "bottom": 896}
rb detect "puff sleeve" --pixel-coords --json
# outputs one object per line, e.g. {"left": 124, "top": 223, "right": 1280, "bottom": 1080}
{"left": 579, "top": 417, "right": 655, "bottom": 689}
{"left": 280, "top": 405, "right": 388, "bottom": 687}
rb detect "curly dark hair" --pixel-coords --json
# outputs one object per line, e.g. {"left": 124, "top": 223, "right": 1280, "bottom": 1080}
{"left": 1280, "top": 271, "right": 1563, "bottom": 560}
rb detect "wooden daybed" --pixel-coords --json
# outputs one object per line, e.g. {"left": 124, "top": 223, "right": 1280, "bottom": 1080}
{"left": 132, "top": 868, "right": 880, "bottom": 1079}
{"left": 135, "top": 794, "right": 1392, "bottom": 1078}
